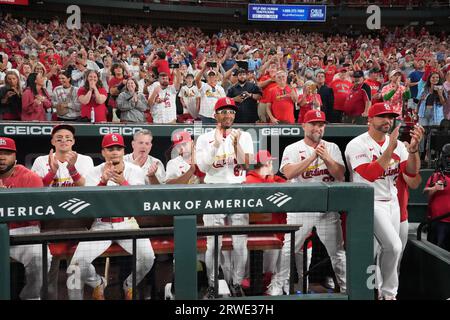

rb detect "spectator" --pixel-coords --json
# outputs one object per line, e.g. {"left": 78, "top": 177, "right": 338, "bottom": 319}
{"left": 342, "top": 70, "right": 372, "bottom": 124}
{"left": 71, "top": 55, "right": 90, "bottom": 88}
{"left": 77, "top": 70, "right": 108, "bottom": 122}
{"left": 257, "top": 61, "right": 278, "bottom": 123}
{"left": 195, "top": 67, "right": 226, "bottom": 124}
{"left": 178, "top": 73, "right": 200, "bottom": 122}
{"left": 316, "top": 71, "right": 338, "bottom": 123}
{"left": 297, "top": 80, "right": 322, "bottom": 124}
{"left": 52, "top": 70, "right": 81, "bottom": 121}
{"left": 116, "top": 78, "right": 148, "bottom": 123}
{"left": 329, "top": 68, "right": 352, "bottom": 123}
{"left": 266, "top": 70, "right": 298, "bottom": 124}
{"left": 32, "top": 62, "right": 53, "bottom": 94}
{"left": 99, "top": 55, "right": 112, "bottom": 91}
{"left": 417, "top": 72, "right": 447, "bottom": 127}
{"left": 365, "top": 68, "right": 383, "bottom": 104}
{"left": 408, "top": 58, "right": 426, "bottom": 102}
{"left": 227, "top": 69, "right": 262, "bottom": 124}
{"left": 21, "top": 72, "right": 52, "bottom": 121}
{"left": 0, "top": 70, "right": 22, "bottom": 120}
{"left": 107, "top": 63, "right": 127, "bottom": 121}
{"left": 381, "top": 69, "right": 411, "bottom": 118}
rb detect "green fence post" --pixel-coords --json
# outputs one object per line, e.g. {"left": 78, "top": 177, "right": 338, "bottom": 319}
{"left": 0, "top": 224, "right": 10, "bottom": 300}
{"left": 174, "top": 216, "right": 198, "bottom": 300}
{"left": 328, "top": 184, "right": 374, "bottom": 300}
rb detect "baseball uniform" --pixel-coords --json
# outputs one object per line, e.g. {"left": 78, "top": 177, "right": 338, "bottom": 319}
{"left": 345, "top": 132, "right": 409, "bottom": 298}
{"left": 195, "top": 128, "right": 254, "bottom": 288}
{"left": 198, "top": 82, "right": 226, "bottom": 120}
{"left": 270, "top": 139, "right": 347, "bottom": 294}
{"left": 147, "top": 82, "right": 177, "bottom": 123}
{"left": 166, "top": 155, "right": 202, "bottom": 185}
{"left": 124, "top": 153, "right": 166, "bottom": 185}
{"left": 178, "top": 84, "right": 200, "bottom": 119}
{"left": 31, "top": 154, "right": 94, "bottom": 187}
{"left": 66, "top": 162, "right": 155, "bottom": 300}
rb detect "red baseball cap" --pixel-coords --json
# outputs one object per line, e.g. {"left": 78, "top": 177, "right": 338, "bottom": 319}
{"left": 368, "top": 102, "right": 400, "bottom": 118}
{"left": 256, "top": 150, "right": 277, "bottom": 164}
{"left": 304, "top": 110, "right": 327, "bottom": 123}
{"left": 0, "top": 137, "right": 16, "bottom": 152}
{"left": 102, "top": 133, "right": 125, "bottom": 148}
{"left": 214, "top": 97, "right": 238, "bottom": 111}
{"left": 172, "top": 131, "right": 192, "bottom": 147}
{"left": 338, "top": 67, "right": 347, "bottom": 73}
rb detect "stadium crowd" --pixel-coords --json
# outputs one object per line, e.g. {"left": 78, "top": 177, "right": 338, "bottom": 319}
{"left": 0, "top": 13, "right": 449, "bottom": 126}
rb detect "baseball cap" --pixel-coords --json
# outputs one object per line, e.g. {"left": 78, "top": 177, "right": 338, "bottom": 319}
{"left": 369, "top": 68, "right": 380, "bottom": 74}
{"left": 368, "top": 102, "right": 400, "bottom": 118}
{"left": 172, "top": 131, "right": 192, "bottom": 147}
{"left": 207, "top": 70, "right": 217, "bottom": 76}
{"left": 389, "top": 69, "right": 402, "bottom": 78}
{"left": 304, "top": 110, "right": 327, "bottom": 123}
{"left": 51, "top": 124, "right": 75, "bottom": 137}
{"left": 102, "top": 133, "right": 125, "bottom": 148}
{"left": 256, "top": 150, "right": 277, "bottom": 164}
{"left": 352, "top": 70, "right": 364, "bottom": 78}
{"left": 186, "top": 73, "right": 194, "bottom": 78}
{"left": 236, "top": 68, "right": 247, "bottom": 75}
{"left": 338, "top": 67, "right": 347, "bottom": 73}
{"left": 0, "top": 137, "right": 16, "bottom": 152}
{"left": 214, "top": 97, "right": 238, "bottom": 111}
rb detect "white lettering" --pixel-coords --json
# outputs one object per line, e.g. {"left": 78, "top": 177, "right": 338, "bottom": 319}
{"left": 195, "top": 200, "right": 202, "bottom": 209}
{"left": 214, "top": 200, "right": 224, "bottom": 209}
{"left": 204, "top": 201, "right": 212, "bottom": 209}
{"left": 185, "top": 201, "right": 194, "bottom": 210}
{"left": 144, "top": 202, "right": 151, "bottom": 211}
{"left": 3, "top": 126, "right": 52, "bottom": 136}
{"left": 99, "top": 127, "right": 145, "bottom": 136}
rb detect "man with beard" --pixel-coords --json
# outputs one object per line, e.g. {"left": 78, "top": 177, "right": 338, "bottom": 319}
{"left": 67, "top": 133, "right": 155, "bottom": 300}
{"left": 345, "top": 103, "right": 424, "bottom": 300}
{"left": 266, "top": 110, "right": 347, "bottom": 296}
{"left": 0, "top": 137, "right": 51, "bottom": 300}
{"left": 195, "top": 97, "right": 254, "bottom": 299}
{"left": 227, "top": 68, "right": 262, "bottom": 123}
{"left": 147, "top": 69, "right": 181, "bottom": 124}
{"left": 124, "top": 129, "right": 165, "bottom": 185}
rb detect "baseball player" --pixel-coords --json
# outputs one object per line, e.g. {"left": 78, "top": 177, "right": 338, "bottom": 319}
{"left": 0, "top": 137, "right": 51, "bottom": 300}
{"left": 345, "top": 102, "right": 424, "bottom": 300}
{"left": 124, "top": 129, "right": 166, "bottom": 185}
{"left": 31, "top": 124, "right": 94, "bottom": 187}
{"left": 66, "top": 133, "right": 155, "bottom": 300}
{"left": 267, "top": 110, "right": 347, "bottom": 296}
{"left": 165, "top": 131, "right": 205, "bottom": 185}
{"left": 195, "top": 97, "right": 254, "bottom": 298}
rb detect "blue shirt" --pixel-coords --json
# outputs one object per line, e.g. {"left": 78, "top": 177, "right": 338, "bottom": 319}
{"left": 408, "top": 70, "right": 424, "bottom": 99}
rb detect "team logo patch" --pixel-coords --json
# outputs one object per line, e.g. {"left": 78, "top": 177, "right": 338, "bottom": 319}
{"left": 0, "top": 139, "right": 5, "bottom": 145}
{"left": 316, "top": 111, "right": 321, "bottom": 118}
{"left": 112, "top": 135, "right": 119, "bottom": 142}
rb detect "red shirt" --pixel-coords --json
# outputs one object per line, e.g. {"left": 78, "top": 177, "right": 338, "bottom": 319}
{"left": 426, "top": 173, "right": 450, "bottom": 223}
{"left": 153, "top": 59, "right": 170, "bottom": 76}
{"left": 246, "top": 171, "right": 287, "bottom": 241}
{"left": 77, "top": 87, "right": 108, "bottom": 122}
{"left": 343, "top": 84, "right": 370, "bottom": 116}
{"left": 297, "top": 93, "right": 322, "bottom": 123}
{"left": 365, "top": 79, "right": 382, "bottom": 104}
{"left": 258, "top": 74, "right": 277, "bottom": 103}
{"left": 267, "top": 85, "right": 295, "bottom": 124}
{"left": 396, "top": 173, "right": 409, "bottom": 223}
{"left": 324, "top": 65, "right": 337, "bottom": 85}
{"left": 1, "top": 165, "right": 43, "bottom": 229}
{"left": 329, "top": 79, "right": 352, "bottom": 111}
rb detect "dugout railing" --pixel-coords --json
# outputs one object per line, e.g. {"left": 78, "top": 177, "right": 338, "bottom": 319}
{"left": 0, "top": 183, "right": 374, "bottom": 300}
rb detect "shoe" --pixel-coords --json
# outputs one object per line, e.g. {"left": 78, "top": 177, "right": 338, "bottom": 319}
{"left": 124, "top": 288, "right": 133, "bottom": 300}
{"left": 92, "top": 277, "right": 106, "bottom": 300}
{"left": 203, "top": 286, "right": 216, "bottom": 299}
{"left": 265, "top": 280, "right": 283, "bottom": 296}
{"left": 322, "top": 276, "right": 335, "bottom": 290}
{"left": 230, "top": 283, "right": 245, "bottom": 297}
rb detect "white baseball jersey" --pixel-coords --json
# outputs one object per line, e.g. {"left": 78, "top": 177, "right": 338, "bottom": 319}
{"left": 147, "top": 82, "right": 177, "bottom": 123}
{"left": 345, "top": 132, "right": 409, "bottom": 201}
{"left": 198, "top": 82, "right": 226, "bottom": 119}
{"left": 178, "top": 84, "right": 200, "bottom": 118}
{"left": 280, "top": 139, "right": 345, "bottom": 183}
{"left": 166, "top": 155, "right": 201, "bottom": 185}
{"left": 124, "top": 153, "right": 166, "bottom": 185}
{"left": 85, "top": 161, "right": 145, "bottom": 187}
{"left": 196, "top": 129, "right": 254, "bottom": 184}
{"left": 31, "top": 154, "right": 94, "bottom": 187}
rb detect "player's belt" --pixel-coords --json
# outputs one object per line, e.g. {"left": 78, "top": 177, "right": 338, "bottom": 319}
{"left": 100, "top": 217, "right": 126, "bottom": 223}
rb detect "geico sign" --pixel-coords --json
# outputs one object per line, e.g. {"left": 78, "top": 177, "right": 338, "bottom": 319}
{"left": 260, "top": 128, "right": 301, "bottom": 136}
{"left": 184, "top": 127, "right": 215, "bottom": 135}
{"left": 3, "top": 126, "right": 53, "bottom": 135}
{"left": 99, "top": 127, "right": 145, "bottom": 136}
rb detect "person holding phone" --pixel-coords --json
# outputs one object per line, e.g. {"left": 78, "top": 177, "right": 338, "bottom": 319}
{"left": 0, "top": 70, "right": 22, "bottom": 120}
{"left": 195, "top": 63, "right": 226, "bottom": 123}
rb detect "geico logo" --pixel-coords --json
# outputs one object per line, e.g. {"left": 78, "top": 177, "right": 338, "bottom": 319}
{"left": 260, "top": 128, "right": 301, "bottom": 136}
{"left": 184, "top": 127, "right": 215, "bottom": 135}
{"left": 3, "top": 126, "right": 52, "bottom": 135}
{"left": 99, "top": 127, "right": 145, "bottom": 136}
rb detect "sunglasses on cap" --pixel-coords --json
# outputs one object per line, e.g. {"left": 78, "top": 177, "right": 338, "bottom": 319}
{"left": 216, "top": 109, "right": 236, "bottom": 115}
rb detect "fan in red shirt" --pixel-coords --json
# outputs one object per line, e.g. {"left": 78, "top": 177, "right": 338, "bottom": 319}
{"left": 324, "top": 57, "right": 337, "bottom": 86}
{"left": 257, "top": 62, "right": 278, "bottom": 122}
{"left": 297, "top": 80, "right": 322, "bottom": 124}
{"left": 266, "top": 70, "right": 298, "bottom": 124}
{"left": 78, "top": 70, "right": 108, "bottom": 122}
{"left": 365, "top": 68, "right": 383, "bottom": 104}
{"left": 329, "top": 68, "right": 352, "bottom": 113}
{"left": 0, "top": 137, "right": 51, "bottom": 300}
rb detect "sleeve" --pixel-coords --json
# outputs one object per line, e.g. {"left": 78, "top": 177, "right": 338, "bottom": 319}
{"left": 116, "top": 92, "right": 132, "bottom": 111}
{"left": 239, "top": 131, "right": 254, "bottom": 156}
{"left": 226, "top": 86, "right": 235, "bottom": 98}
{"left": 345, "top": 140, "right": 371, "bottom": 170}
{"left": 77, "top": 87, "right": 86, "bottom": 97}
{"left": 253, "top": 83, "right": 262, "bottom": 95}
{"left": 280, "top": 145, "right": 297, "bottom": 174}
{"left": 178, "top": 86, "right": 185, "bottom": 98}
{"left": 362, "top": 84, "right": 372, "bottom": 101}
{"left": 77, "top": 156, "right": 95, "bottom": 177}
{"left": 155, "top": 159, "right": 166, "bottom": 184}
{"left": 51, "top": 88, "right": 59, "bottom": 106}
{"left": 129, "top": 166, "right": 146, "bottom": 186}
{"left": 330, "top": 143, "right": 345, "bottom": 167}
{"left": 136, "top": 94, "right": 148, "bottom": 112}
{"left": 165, "top": 159, "right": 181, "bottom": 181}
{"left": 71, "top": 87, "right": 81, "bottom": 111}
{"left": 195, "top": 134, "right": 216, "bottom": 173}
{"left": 21, "top": 89, "right": 40, "bottom": 115}
{"left": 98, "top": 87, "right": 108, "bottom": 98}
{"left": 26, "top": 171, "right": 44, "bottom": 188}
{"left": 85, "top": 166, "right": 102, "bottom": 186}
{"left": 30, "top": 157, "right": 47, "bottom": 178}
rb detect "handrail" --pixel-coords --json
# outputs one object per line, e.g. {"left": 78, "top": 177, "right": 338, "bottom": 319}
{"left": 417, "top": 212, "right": 450, "bottom": 241}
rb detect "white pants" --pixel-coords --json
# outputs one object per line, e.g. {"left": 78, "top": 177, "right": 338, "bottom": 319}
{"left": 274, "top": 212, "right": 347, "bottom": 293}
{"left": 67, "top": 218, "right": 155, "bottom": 300}
{"left": 373, "top": 200, "right": 402, "bottom": 298}
{"left": 203, "top": 213, "right": 249, "bottom": 287}
{"left": 10, "top": 226, "right": 52, "bottom": 300}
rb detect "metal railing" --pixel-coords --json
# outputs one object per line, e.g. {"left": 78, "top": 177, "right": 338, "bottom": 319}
{"left": 417, "top": 212, "right": 450, "bottom": 241}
